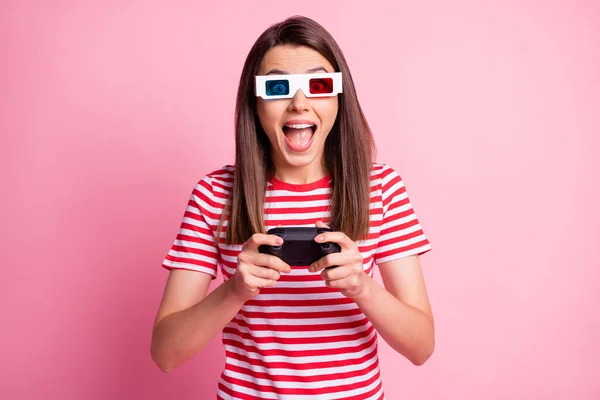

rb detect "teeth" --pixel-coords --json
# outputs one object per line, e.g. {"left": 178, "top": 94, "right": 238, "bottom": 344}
{"left": 285, "top": 123, "right": 314, "bottom": 129}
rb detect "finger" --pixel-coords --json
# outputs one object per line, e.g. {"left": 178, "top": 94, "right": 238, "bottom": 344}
{"left": 243, "top": 232, "right": 284, "bottom": 252}
{"left": 248, "top": 264, "right": 283, "bottom": 281}
{"left": 253, "top": 253, "right": 291, "bottom": 273}
{"left": 315, "top": 220, "right": 330, "bottom": 229}
{"left": 245, "top": 275, "right": 278, "bottom": 289}
{"left": 310, "top": 252, "right": 363, "bottom": 273}
{"left": 323, "top": 275, "right": 351, "bottom": 289}
{"left": 324, "top": 275, "right": 359, "bottom": 291}
{"left": 314, "top": 231, "right": 356, "bottom": 251}
{"left": 319, "top": 264, "right": 354, "bottom": 281}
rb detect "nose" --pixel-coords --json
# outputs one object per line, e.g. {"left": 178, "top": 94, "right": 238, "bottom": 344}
{"left": 287, "top": 89, "right": 310, "bottom": 113}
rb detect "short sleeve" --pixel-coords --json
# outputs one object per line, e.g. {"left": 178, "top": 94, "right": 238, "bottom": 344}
{"left": 161, "top": 176, "right": 220, "bottom": 278}
{"left": 375, "top": 164, "right": 432, "bottom": 265}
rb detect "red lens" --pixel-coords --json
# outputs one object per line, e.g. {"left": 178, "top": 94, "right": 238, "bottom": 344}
{"left": 308, "top": 78, "right": 334, "bottom": 94}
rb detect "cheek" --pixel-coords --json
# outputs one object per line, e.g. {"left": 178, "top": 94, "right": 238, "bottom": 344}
{"left": 257, "top": 100, "right": 285, "bottom": 130}
{"left": 316, "top": 99, "right": 339, "bottom": 129}
{"left": 256, "top": 100, "right": 269, "bottom": 128}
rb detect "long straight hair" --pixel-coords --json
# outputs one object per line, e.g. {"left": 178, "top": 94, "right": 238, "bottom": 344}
{"left": 219, "top": 16, "right": 376, "bottom": 245}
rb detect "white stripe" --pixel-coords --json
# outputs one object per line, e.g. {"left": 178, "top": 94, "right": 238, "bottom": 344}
{"left": 192, "top": 182, "right": 215, "bottom": 202}
{"left": 235, "top": 313, "right": 365, "bottom": 326}
{"left": 167, "top": 249, "right": 217, "bottom": 264}
{"left": 382, "top": 201, "right": 414, "bottom": 221}
{"left": 262, "top": 211, "right": 333, "bottom": 220}
{"left": 261, "top": 280, "right": 327, "bottom": 288}
{"left": 252, "top": 292, "right": 346, "bottom": 301}
{"left": 266, "top": 187, "right": 332, "bottom": 196}
{"left": 241, "top": 303, "right": 359, "bottom": 313}
{"left": 180, "top": 209, "right": 212, "bottom": 229}
{"left": 212, "top": 186, "right": 232, "bottom": 199}
{"left": 380, "top": 166, "right": 400, "bottom": 187}
{"left": 380, "top": 212, "right": 419, "bottom": 230}
{"left": 211, "top": 177, "right": 233, "bottom": 188}
{"left": 216, "top": 379, "right": 383, "bottom": 400}
{"left": 264, "top": 199, "right": 331, "bottom": 208}
{"left": 162, "top": 260, "right": 216, "bottom": 275}
{"left": 216, "top": 379, "right": 278, "bottom": 399}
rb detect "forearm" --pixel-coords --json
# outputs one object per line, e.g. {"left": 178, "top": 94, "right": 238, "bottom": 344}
{"left": 354, "top": 275, "right": 434, "bottom": 365}
{"left": 151, "top": 278, "right": 245, "bottom": 372}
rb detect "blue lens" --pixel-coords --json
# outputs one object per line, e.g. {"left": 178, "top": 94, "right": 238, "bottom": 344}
{"left": 265, "top": 80, "right": 289, "bottom": 96}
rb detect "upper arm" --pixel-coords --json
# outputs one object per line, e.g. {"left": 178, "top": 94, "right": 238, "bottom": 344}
{"left": 378, "top": 255, "right": 433, "bottom": 321}
{"left": 153, "top": 269, "right": 214, "bottom": 329}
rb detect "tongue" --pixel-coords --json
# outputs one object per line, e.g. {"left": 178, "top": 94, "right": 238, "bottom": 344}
{"left": 284, "top": 127, "right": 313, "bottom": 147}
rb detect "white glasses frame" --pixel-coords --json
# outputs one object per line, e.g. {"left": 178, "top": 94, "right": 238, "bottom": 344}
{"left": 255, "top": 72, "right": 343, "bottom": 100}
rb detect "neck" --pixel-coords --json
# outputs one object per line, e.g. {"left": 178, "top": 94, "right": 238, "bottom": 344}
{"left": 272, "top": 163, "right": 328, "bottom": 185}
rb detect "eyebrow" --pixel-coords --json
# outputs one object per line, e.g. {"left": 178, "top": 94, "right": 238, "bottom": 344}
{"left": 265, "top": 66, "right": 330, "bottom": 75}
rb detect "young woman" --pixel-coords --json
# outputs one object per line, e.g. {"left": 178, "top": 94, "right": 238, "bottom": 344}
{"left": 151, "top": 15, "right": 434, "bottom": 399}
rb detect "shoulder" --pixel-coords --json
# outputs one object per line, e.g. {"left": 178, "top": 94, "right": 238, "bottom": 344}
{"left": 203, "top": 165, "right": 234, "bottom": 185}
{"left": 370, "top": 162, "right": 403, "bottom": 184}
{"left": 193, "top": 165, "right": 234, "bottom": 197}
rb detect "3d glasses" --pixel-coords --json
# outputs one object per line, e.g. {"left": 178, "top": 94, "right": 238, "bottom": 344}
{"left": 255, "top": 72, "right": 343, "bottom": 100}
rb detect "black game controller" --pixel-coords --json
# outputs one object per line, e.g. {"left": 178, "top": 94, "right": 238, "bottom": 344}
{"left": 259, "top": 227, "right": 342, "bottom": 268}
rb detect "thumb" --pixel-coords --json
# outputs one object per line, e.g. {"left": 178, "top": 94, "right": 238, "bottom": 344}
{"left": 315, "top": 220, "right": 330, "bottom": 229}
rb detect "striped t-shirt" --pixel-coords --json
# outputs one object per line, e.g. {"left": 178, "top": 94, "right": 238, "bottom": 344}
{"left": 162, "top": 162, "right": 432, "bottom": 399}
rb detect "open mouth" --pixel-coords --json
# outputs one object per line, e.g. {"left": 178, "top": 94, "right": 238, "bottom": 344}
{"left": 282, "top": 123, "right": 317, "bottom": 151}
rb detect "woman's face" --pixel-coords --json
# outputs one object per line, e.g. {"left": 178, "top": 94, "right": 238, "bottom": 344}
{"left": 256, "top": 45, "right": 339, "bottom": 178}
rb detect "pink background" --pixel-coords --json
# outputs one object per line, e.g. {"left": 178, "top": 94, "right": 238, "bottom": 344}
{"left": 1, "top": 0, "right": 599, "bottom": 399}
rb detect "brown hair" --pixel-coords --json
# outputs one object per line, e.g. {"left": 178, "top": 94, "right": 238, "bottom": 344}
{"left": 219, "top": 15, "right": 376, "bottom": 244}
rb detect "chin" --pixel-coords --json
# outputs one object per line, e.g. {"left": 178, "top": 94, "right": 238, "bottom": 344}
{"left": 283, "top": 155, "right": 315, "bottom": 168}
{"left": 280, "top": 149, "right": 318, "bottom": 167}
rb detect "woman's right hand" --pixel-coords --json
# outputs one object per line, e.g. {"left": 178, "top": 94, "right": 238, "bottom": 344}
{"left": 231, "top": 233, "right": 291, "bottom": 302}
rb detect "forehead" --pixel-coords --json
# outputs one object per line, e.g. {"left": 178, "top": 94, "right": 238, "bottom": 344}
{"left": 258, "top": 45, "right": 335, "bottom": 74}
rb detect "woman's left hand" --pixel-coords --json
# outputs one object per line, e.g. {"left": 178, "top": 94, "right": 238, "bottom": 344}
{"left": 309, "top": 221, "right": 370, "bottom": 299}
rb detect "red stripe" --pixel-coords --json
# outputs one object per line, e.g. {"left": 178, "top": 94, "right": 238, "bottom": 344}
{"left": 163, "top": 254, "right": 216, "bottom": 270}
{"left": 264, "top": 205, "right": 330, "bottom": 214}
{"left": 376, "top": 239, "right": 431, "bottom": 259}
{"left": 238, "top": 307, "right": 363, "bottom": 320}
{"left": 265, "top": 193, "right": 330, "bottom": 202}
{"left": 244, "top": 297, "right": 355, "bottom": 308}
{"left": 232, "top": 316, "right": 369, "bottom": 333}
